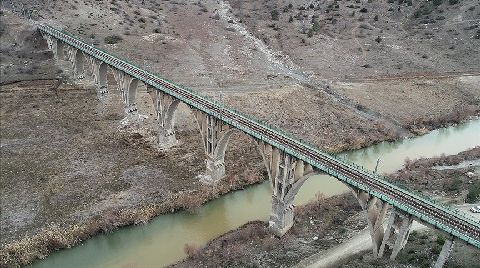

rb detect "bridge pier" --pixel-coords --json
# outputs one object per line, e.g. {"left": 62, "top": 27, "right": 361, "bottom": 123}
{"left": 73, "top": 49, "right": 85, "bottom": 79}
{"left": 55, "top": 41, "right": 64, "bottom": 61}
{"left": 379, "top": 208, "right": 413, "bottom": 259}
{"left": 91, "top": 60, "right": 109, "bottom": 100}
{"left": 44, "top": 34, "right": 55, "bottom": 52}
{"left": 113, "top": 70, "right": 142, "bottom": 124}
{"left": 349, "top": 187, "right": 390, "bottom": 257}
{"left": 433, "top": 238, "right": 455, "bottom": 268}
{"left": 47, "top": 38, "right": 64, "bottom": 60}
{"left": 64, "top": 45, "right": 74, "bottom": 62}
{"left": 148, "top": 86, "right": 180, "bottom": 149}
{"left": 194, "top": 111, "right": 235, "bottom": 184}
{"left": 257, "top": 142, "right": 317, "bottom": 236}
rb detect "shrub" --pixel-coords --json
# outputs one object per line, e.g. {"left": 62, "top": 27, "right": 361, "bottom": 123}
{"left": 436, "top": 235, "right": 445, "bottom": 245}
{"left": 307, "top": 28, "right": 314, "bottom": 38}
{"left": 104, "top": 35, "right": 122, "bottom": 44}
{"left": 444, "top": 177, "right": 462, "bottom": 192}
{"left": 466, "top": 183, "right": 480, "bottom": 203}
{"left": 432, "top": 243, "right": 442, "bottom": 254}
{"left": 271, "top": 10, "right": 279, "bottom": 20}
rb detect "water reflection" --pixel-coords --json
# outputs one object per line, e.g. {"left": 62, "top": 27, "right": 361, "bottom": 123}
{"left": 31, "top": 120, "right": 480, "bottom": 268}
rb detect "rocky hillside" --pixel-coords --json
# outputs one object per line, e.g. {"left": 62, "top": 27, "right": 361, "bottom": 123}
{"left": 3, "top": 0, "right": 479, "bottom": 88}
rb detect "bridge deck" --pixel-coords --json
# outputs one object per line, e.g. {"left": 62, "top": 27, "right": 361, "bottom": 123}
{"left": 38, "top": 24, "right": 480, "bottom": 248}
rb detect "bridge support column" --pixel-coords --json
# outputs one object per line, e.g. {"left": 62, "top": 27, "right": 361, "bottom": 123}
{"left": 54, "top": 41, "right": 64, "bottom": 61}
{"left": 194, "top": 111, "right": 235, "bottom": 184}
{"left": 349, "top": 187, "right": 390, "bottom": 257}
{"left": 44, "top": 34, "right": 55, "bottom": 52}
{"left": 64, "top": 46, "right": 74, "bottom": 62}
{"left": 433, "top": 238, "right": 455, "bottom": 268}
{"left": 257, "top": 142, "right": 317, "bottom": 236}
{"left": 113, "top": 70, "right": 141, "bottom": 124}
{"left": 379, "top": 208, "right": 413, "bottom": 259}
{"left": 92, "top": 60, "right": 109, "bottom": 100}
{"left": 73, "top": 49, "right": 85, "bottom": 79}
{"left": 148, "top": 86, "right": 180, "bottom": 149}
{"left": 42, "top": 34, "right": 64, "bottom": 62}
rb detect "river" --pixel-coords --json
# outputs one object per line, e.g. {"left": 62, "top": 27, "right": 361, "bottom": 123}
{"left": 30, "top": 119, "right": 480, "bottom": 268}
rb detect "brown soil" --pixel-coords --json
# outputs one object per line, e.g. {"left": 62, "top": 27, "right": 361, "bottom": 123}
{"left": 229, "top": 0, "right": 480, "bottom": 80}
{"left": 333, "top": 77, "right": 480, "bottom": 134}
{"left": 221, "top": 85, "right": 400, "bottom": 153}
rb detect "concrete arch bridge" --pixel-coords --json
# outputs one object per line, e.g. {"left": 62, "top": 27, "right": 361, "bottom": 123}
{"left": 39, "top": 24, "right": 479, "bottom": 268}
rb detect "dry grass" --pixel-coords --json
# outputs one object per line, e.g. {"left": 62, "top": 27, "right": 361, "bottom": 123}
{"left": 222, "top": 85, "right": 401, "bottom": 153}
{"left": 334, "top": 76, "right": 480, "bottom": 135}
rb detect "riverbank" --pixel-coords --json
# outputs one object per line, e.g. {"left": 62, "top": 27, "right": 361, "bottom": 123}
{"left": 172, "top": 194, "right": 366, "bottom": 268}
{"left": 174, "top": 147, "right": 480, "bottom": 267}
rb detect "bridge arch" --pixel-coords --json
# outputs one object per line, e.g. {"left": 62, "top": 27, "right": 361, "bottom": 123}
{"left": 213, "top": 128, "right": 236, "bottom": 162}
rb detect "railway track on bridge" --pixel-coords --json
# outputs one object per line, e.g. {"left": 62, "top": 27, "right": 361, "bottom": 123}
{"left": 38, "top": 24, "right": 480, "bottom": 248}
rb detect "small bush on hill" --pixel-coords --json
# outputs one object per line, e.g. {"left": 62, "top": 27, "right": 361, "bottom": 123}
{"left": 104, "top": 35, "right": 122, "bottom": 44}
{"left": 466, "top": 183, "right": 480, "bottom": 203}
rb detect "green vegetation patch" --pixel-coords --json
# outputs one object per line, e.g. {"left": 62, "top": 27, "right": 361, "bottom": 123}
{"left": 466, "top": 182, "right": 480, "bottom": 203}
{"left": 104, "top": 35, "right": 123, "bottom": 44}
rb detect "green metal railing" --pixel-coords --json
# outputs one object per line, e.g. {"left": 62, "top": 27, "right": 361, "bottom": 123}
{"left": 38, "top": 23, "right": 480, "bottom": 248}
